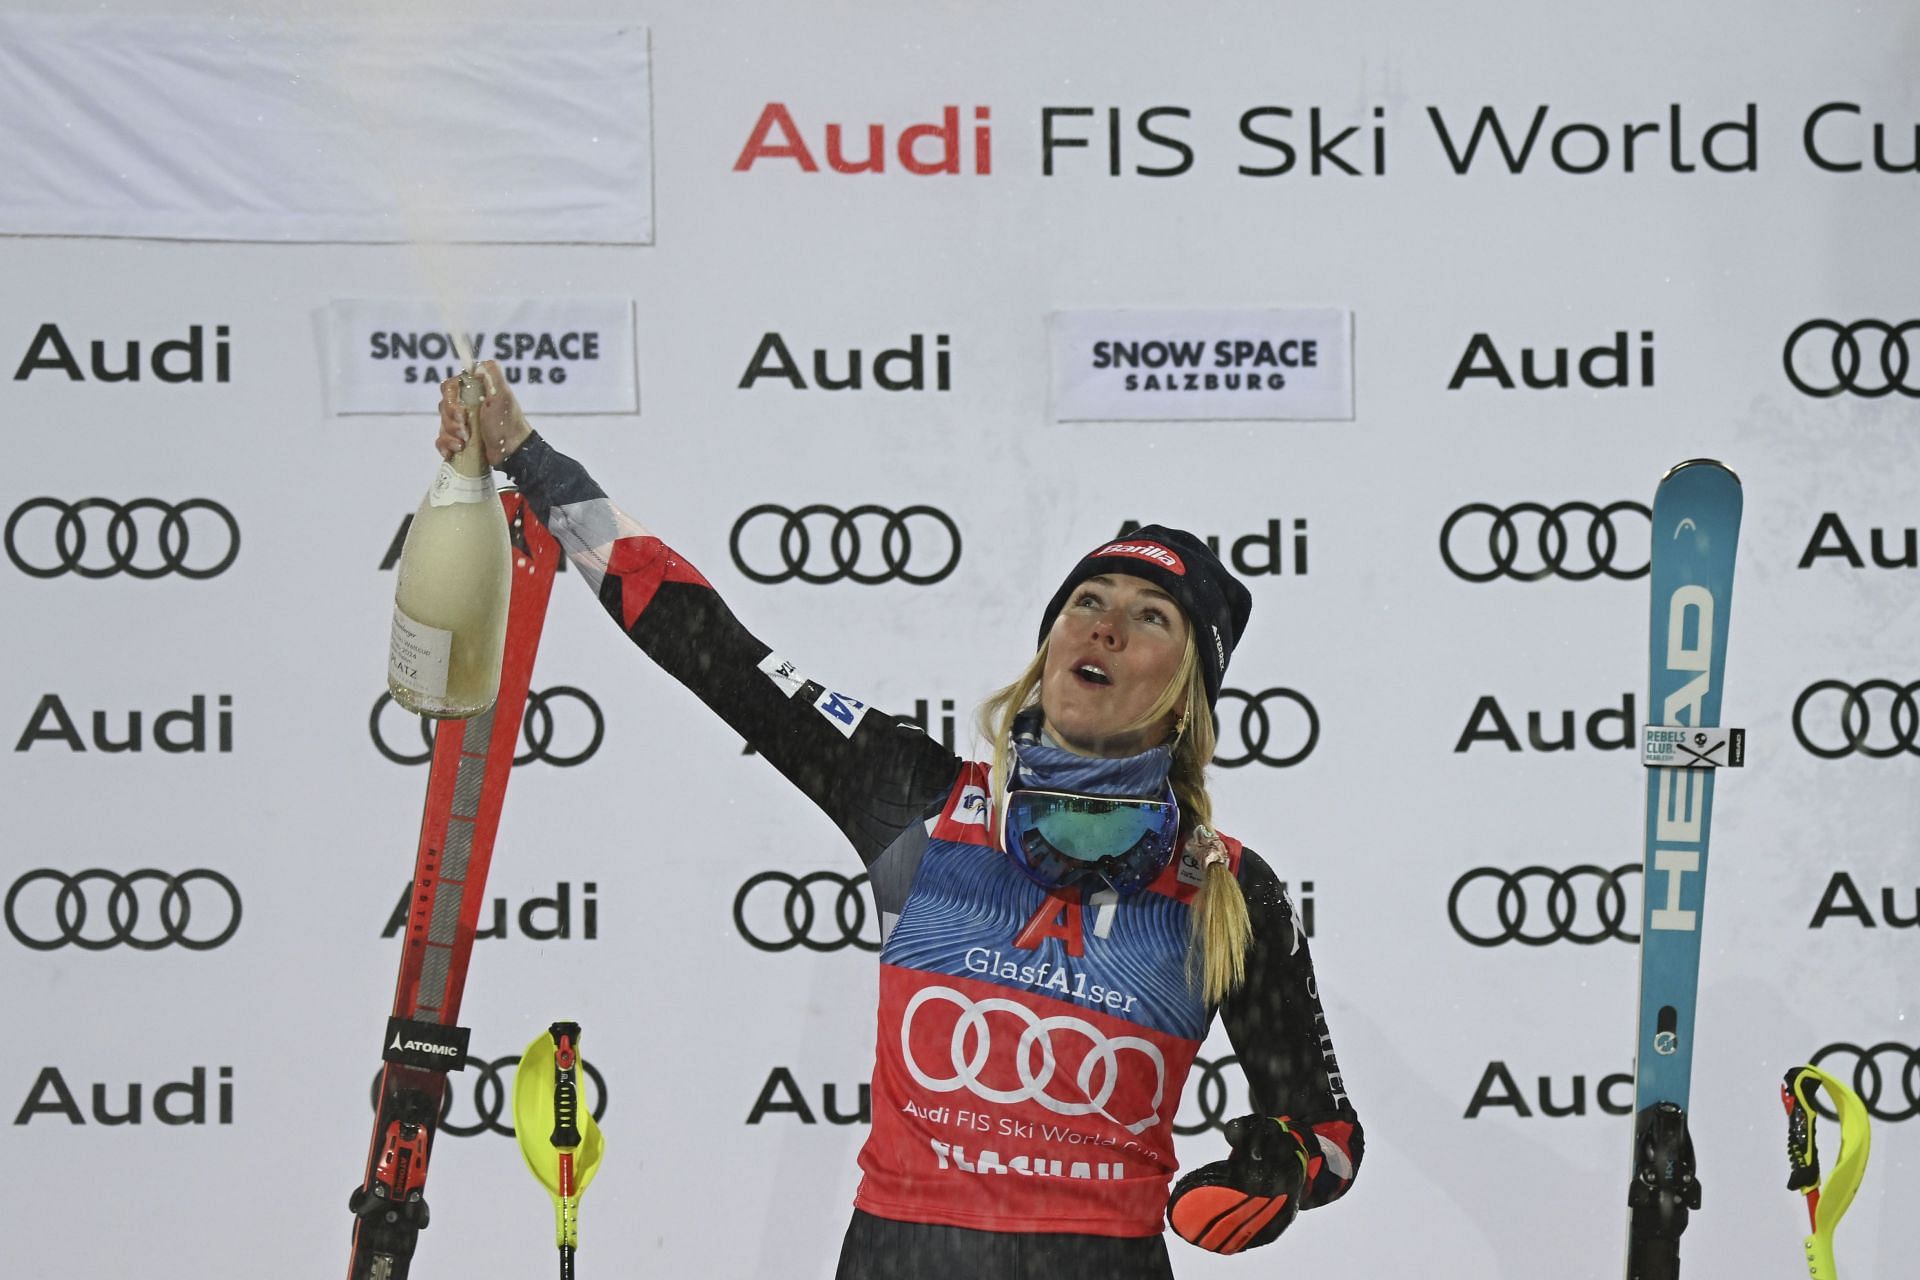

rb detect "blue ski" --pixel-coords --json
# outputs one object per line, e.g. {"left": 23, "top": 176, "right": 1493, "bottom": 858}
{"left": 1625, "top": 459, "right": 1742, "bottom": 1280}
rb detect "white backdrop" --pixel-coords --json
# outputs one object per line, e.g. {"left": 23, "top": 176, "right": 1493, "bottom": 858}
{"left": 3, "top": 2, "right": 1916, "bottom": 1277}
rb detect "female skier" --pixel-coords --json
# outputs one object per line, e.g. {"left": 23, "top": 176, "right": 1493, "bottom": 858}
{"left": 438, "top": 364, "right": 1362, "bottom": 1278}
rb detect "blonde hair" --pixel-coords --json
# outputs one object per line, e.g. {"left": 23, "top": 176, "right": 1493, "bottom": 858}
{"left": 976, "top": 634, "right": 1252, "bottom": 1006}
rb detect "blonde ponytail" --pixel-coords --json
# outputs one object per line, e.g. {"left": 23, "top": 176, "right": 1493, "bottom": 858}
{"left": 1167, "top": 665, "right": 1252, "bottom": 1007}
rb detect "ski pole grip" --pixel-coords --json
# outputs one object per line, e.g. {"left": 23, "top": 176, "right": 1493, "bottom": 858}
{"left": 550, "top": 1021, "right": 582, "bottom": 1148}
{"left": 1782, "top": 1072, "right": 1821, "bottom": 1193}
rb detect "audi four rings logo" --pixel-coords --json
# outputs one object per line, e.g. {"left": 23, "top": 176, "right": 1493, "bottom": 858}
{"left": 5, "top": 869, "right": 241, "bottom": 951}
{"left": 1175, "top": 1054, "right": 1250, "bottom": 1137}
{"left": 369, "top": 1053, "right": 608, "bottom": 1138}
{"left": 1808, "top": 1043, "right": 1920, "bottom": 1122}
{"left": 5, "top": 498, "right": 240, "bottom": 579}
{"left": 1448, "top": 864, "right": 1641, "bottom": 946}
{"left": 368, "top": 688, "right": 605, "bottom": 766}
{"left": 729, "top": 504, "right": 961, "bottom": 585}
{"left": 901, "top": 985, "right": 1166, "bottom": 1134}
{"left": 733, "top": 870, "right": 880, "bottom": 953}
{"left": 1212, "top": 687, "right": 1318, "bottom": 768}
{"left": 1439, "top": 501, "right": 1650, "bottom": 582}
{"left": 1784, "top": 320, "right": 1920, "bottom": 398}
{"left": 1792, "top": 680, "right": 1920, "bottom": 758}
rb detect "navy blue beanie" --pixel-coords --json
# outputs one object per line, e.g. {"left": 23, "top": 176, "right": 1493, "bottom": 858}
{"left": 1037, "top": 526, "right": 1253, "bottom": 710}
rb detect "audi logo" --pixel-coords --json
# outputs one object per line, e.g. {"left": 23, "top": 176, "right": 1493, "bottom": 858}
{"left": 901, "top": 985, "right": 1166, "bottom": 1134}
{"left": 5, "top": 497, "right": 239, "bottom": 579}
{"left": 370, "top": 1052, "right": 608, "bottom": 1138}
{"left": 1439, "top": 501, "right": 1650, "bottom": 583}
{"left": 1784, "top": 320, "right": 1920, "bottom": 399}
{"left": 1175, "top": 1054, "right": 1250, "bottom": 1137}
{"left": 6, "top": 868, "right": 241, "bottom": 951}
{"left": 733, "top": 870, "right": 880, "bottom": 953}
{"left": 1807, "top": 1043, "right": 1920, "bottom": 1122}
{"left": 368, "top": 688, "right": 604, "bottom": 766}
{"left": 1792, "top": 680, "right": 1920, "bottom": 759}
{"left": 1447, "top": 864, "right": 1640, "bottom": 946}
{"left": 1212, "top": 687, "right": 1318, "bottom": 768}
{"left": 728, "top": 504, "right": 961, "bottom": 585}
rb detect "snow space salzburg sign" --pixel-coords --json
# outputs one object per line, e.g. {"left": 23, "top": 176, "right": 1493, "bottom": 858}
{"left": 1049, "top": 308, "right": 1353, "bottom": 422}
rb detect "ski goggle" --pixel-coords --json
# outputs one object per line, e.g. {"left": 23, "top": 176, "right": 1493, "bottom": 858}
{"left": 999, "top": 784, "right": 1181, "bottom": 898}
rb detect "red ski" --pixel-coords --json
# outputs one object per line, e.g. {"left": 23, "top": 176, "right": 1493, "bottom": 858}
{"left": 347, "top": 493, "right": 560, "bottom": 1280}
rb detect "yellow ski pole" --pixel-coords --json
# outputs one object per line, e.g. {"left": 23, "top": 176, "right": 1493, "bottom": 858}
{"left": 515, "top": 1022, "right": 604, "bottom": 1279}
{"left": 1780, "top": 1064, "right": 1871, "bottom": 1280}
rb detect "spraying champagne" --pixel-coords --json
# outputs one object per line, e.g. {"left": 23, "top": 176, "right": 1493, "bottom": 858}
{"left": 387, "top": 364, "right": 512, "bottom": 719}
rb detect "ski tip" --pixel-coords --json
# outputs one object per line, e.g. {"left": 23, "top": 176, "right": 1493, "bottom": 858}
{"left": 1662, "top": 458, "right": 1741, "bottom": 486}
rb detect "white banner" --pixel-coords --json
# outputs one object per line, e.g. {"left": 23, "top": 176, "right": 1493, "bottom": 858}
{"left": 1050, "top": 309, "right": 1354, "bottom": 422}
{"left": 322, "top": 299, "right": 639, "bottom": 414}
{"left": 0, "top": 15, "right": 654, "bottom": 244}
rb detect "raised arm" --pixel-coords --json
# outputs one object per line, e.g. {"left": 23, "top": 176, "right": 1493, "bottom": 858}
{"left": 437, "top": 366, "right": 962, "bottom": 862}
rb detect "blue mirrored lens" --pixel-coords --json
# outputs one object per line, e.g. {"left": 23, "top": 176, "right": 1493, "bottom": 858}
{"left": 1027, "top": 799, "right": 1169, "bottom": 862}
{"left": 1002, "top": 789, "right": 1179, "bottom": 896}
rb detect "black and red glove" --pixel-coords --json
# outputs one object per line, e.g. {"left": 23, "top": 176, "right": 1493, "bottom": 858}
{"left": 1167, "top": 1114, "right": 1313, "bottom": 1254}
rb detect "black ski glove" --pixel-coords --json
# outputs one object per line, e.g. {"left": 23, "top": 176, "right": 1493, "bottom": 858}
{"left": 1166, "top": 1114, "right": 1311, "bottom": 1254}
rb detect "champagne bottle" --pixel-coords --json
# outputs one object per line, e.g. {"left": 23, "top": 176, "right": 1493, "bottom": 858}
{"left": 387, "top": 369, "right": 512, "bottom": 719}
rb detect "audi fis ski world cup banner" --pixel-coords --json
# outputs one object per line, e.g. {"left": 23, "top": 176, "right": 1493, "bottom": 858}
{"left": 5, "top": 3, "right": 1919, "bottom": 1280}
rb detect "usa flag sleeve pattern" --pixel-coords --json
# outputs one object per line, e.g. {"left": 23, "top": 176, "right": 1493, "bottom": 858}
{"left": 1219, "top": 849, "right": 1363, "bottom": 1210}
{"left": 500, "top": 433, "right": 961, "bottom": 861}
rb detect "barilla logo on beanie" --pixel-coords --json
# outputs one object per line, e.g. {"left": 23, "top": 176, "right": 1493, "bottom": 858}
{"left": 1091, "top": 541, "right": 1186, "bottom": 574}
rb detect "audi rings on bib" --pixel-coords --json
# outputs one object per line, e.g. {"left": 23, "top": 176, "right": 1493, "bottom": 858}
{"left": 1808, "top": 1043, "right": 1920, "bottom": 1122}
{"left": 1212, "top": 688, "right": 1319, "bottom": 768}
{"left": 1439, "top": 501, "right": 1650, "bottom": 582}
{"left": 729, "top": 504, "right": 961, "bottom": 585}
{"left": 369, "top": 1054, "right": 609, "bottom": 1138}
{"left": 901, "top": 985, "right": 1166, "bottom": 1134}
{"left": 1792, "top": 680, "right": 1920, "bottom": 759}
{"left": 368, "top": 687, "right": 604, "bottom": 766}
{"left": 1447, "top": 864, "right": 1641, "bottom": 946}
{"left": 733, "top": 870, "right": 880, "bottom": 952}
{"left": 1785, "top": 319, "right": 1920, "bottom": 399}
{"left": 5, "top": 497, "right": 240, "bottom": 579}
{"left": 5, "top": 868, "right": 242, "bottom": 951}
